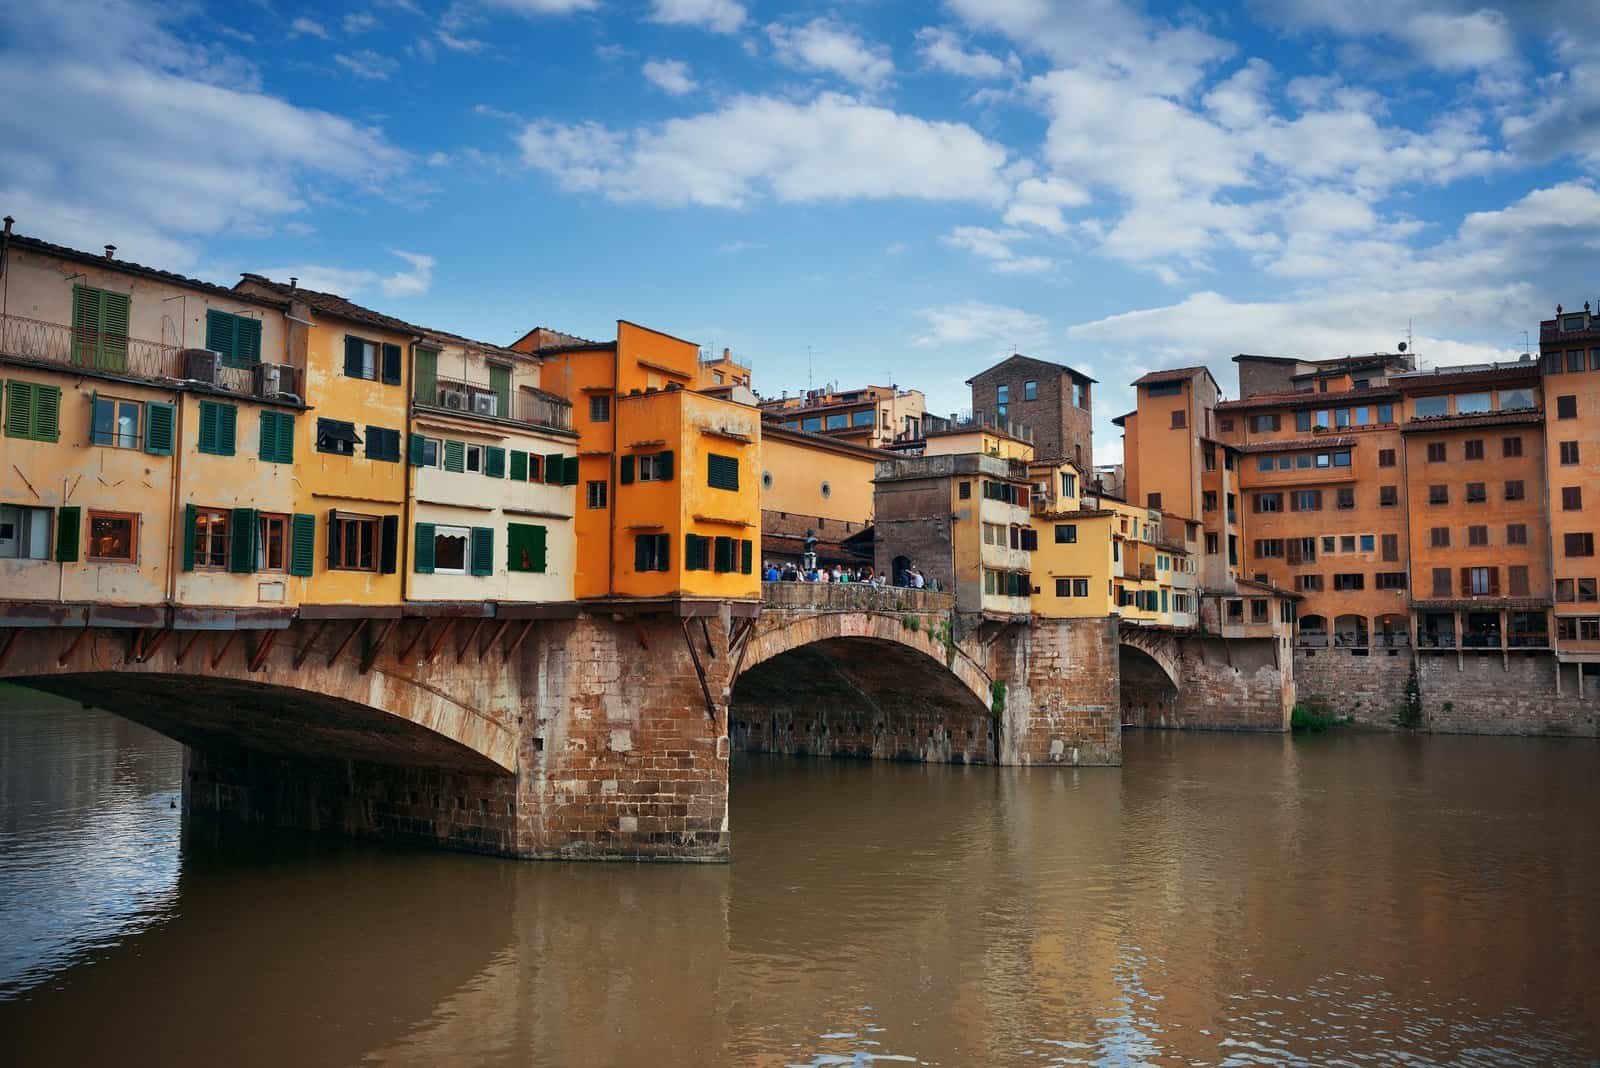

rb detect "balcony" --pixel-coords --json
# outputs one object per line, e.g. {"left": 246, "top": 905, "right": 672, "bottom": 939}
{"left": 418, "top": 375, "right": 571, "bottom": 432}
{"left": 0, "top": 312, "right": 271, "bottom": 398}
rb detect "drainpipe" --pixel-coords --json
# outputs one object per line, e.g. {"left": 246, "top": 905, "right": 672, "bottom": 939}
{"left": 164, "top": 386, "right": 186, "bottom": 612}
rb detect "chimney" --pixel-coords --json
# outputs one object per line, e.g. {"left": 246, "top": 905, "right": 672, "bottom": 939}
{"left": 723, "top": 347, "right": 730, "bottom": 360}
{"left": 289, "top": 276, "right": 298, "bottom": 289}
{"left": 2, "top": 216, "right": 12, "bottom": 235}
{"left": 104, "top": 244, "right": 116, "bottom": 260}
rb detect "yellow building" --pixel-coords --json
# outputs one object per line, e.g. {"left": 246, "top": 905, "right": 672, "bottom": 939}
{"left": 757, "top": 424, "right": 878, "bottom": 569}
{"left": 2, "top": 232, "right": 305, "bottom": 617}
{"left": 235, "top": 275, "right": 413, "bottom": 608}
{"left": 406, "top": 328, "right": 578, "bottom": 605}
{"left": 520, "top": 320, "right": 761, "bottom": 603}
{"left": 694, "top": 348, "right": 755, "bottom": 404}
{"left": 920, "top": 419, "right": 1036, "bottom": 462}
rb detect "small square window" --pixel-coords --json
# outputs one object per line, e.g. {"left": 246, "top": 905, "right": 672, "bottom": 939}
{"left": 87, "top": 511, "right": 138, "bottom": 563}
{"left": 586, "top": 480, "right": 608, "bottom": 509}
{"left": 590, "top": 394, "right": 611, "bottom": 422}
{"left": 92, "top": 396, "right": 141, "bottom": 449}
{"left": 1023, "top": 380, "right": 1037, "bottom": 401}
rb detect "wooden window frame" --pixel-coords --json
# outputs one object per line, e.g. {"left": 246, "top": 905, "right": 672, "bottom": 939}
{"left": 329, "top": 512, "right": 380, "bottom": 572}
{"left": 86, "top": 510, "right": 139, "bottom": 564}
{"left": 192, "top": 507, "right": 230, "bottom": 570}
{"left": 91, "top": 395, "right": 142, "bottom": 450}
{"left": 257, "top": 512, "right": 289, "bottom": 573}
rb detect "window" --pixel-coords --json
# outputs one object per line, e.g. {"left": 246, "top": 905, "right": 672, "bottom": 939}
{"left": 1291, "top": 490, "right": 1322, "bottom": 512}
{"left": 1468, "top": 525, "right": 1488, "bottom": 547}
{"left": 432, "top": 526, "right": 471, "bottom": 574}
{"left": 1360, "top": 534, "right": 1375, "bottom": 552}
{"left": 1252, "top": 599, "right": 1269, "bottom": 623}
{"left": 1431, "top": 526, "right": 1450, "bottom": 548}
{"left": 1205, "top": 533, "right": 1219, "bottom": 554}
{"left": 465, "top": 444, "right": 483, "bottom": 474}
{"left": 1500, "top": 436, "right": 1523, "bottom": 458}
{"left": 1054, "top": 524, "right": 1077, "bottom": 544}
{"left": 329, "top": 512, "right": 383, "bottom": 572}
{"left": 1432, "top": 568, "right": 1451, "bottom": 597}
{"left": 257, "top": 513, "right": 288, "bottom": 572}
{"left": 1377, "top": 404, "right": 1394, "bottom": 423}
{"left": 1322, "top": 536, "right": 1336, "bottom": 554}
{"left": 1060, "top": 473, "right": 1076, "bottom": 497}
{"left": 1294, "top": 410, "right": 1312, "bottom": 432}
{"left": 1381, "top": 533, "right": 1398, "bottom": 561}
{"left": 1336, "top": 487, "right": 1355, "bottom": 510}
{"left": 707, "top": 453, "right": 739, "bottom": 491}
{"left": 259, "top": 411, "right": 295, "bottom": 464}
{"left": 1557, "top": 395, "right": 1577, "bottom": 419}
{"left": 412, "top": 436, "right": 440, "bottom": 467}
{"left": 1464, "top": 439, "right": 1484, "bottom": 461}
{"left": 1466, "top": 567, "right": 1496, "bottom": 596}
{"left": 1023, "top": 380, "right": 1038, "bottom": 401}
{"left": 1255, "top": 539, "right": 1283, "bottom": 558}
{"left": 825, "top": 413, "right": 848, "bottom": 430}
{"left": 637, "top": 452, "right": 674, "bottom": 482}
{"left": 1426, "top": 442, "right": 1447, "bottom": 463}
{"left": 1563, "top": 487, "right": 1583, "bottom": 511}
{"left": 1456, "top": 392, "right": 1491, "bottom": 414}
{"left": 1171, "top": 409, "right": 1187, "bottom": 428}
{"left": 204, "top": 310, "right": 263, "bottom": 368}
{"left": 958, "top": 481, "right": 971, "bottom": 500}
{"left": 1203, "top": 490, "right": 1217, "bottom": 512}
{"left": 1560, "top": 441, "right": 1580, "bottom": 465}
{"left": 1296, "top": 574, "right": 1323, "bottom": 592}
{"left": 1377, "top": 572, "right": 1407, "bottom": 591}
{"left": 635, "top": 533, "right": 670, "bottom": 572}
{"left": 1249, "top": 414, "right": 1280, "bottom": 433}
{"left": 1378, "top": 448, "right": 1396, "bottom": 467}
{"left": 851, "top": 410, "right": 875, "bottom": 427}
{"left": 1055, "top": 577, "right": 1090, "bottom": 597}
{"left": 1507, "top": 523, "right": 1527, "bottom": 545}
{"left": 1203, "top": 444, "right": 1216, "bottom": 471}
{"left": 87, "top": 511, "right": 137, "bottom": 562}
{"left": 343, "top": 336, "right": 378, "bottom": 380}
{"left": 1465, "top": 482, "right": 1486, "bottom": 503}
{"left": 1147, "top": 492, "right": 1162, "bottom": 510}
{"left": 589, "top": 394, "right": 611, "bottom": 422}
{"left": 506, "top": 523, "right": 548, "bottom": 573}
{"left": 1508, "top": 566, "right": 1530, "bottom": 597}
{"left": 586, "top": 480, "right": 608, "bottom": 509}
{"left": 1568, "top": 350, "right": 1587, "bottom": 373}
{"left": 1226, "top": 599, "right": 1244, "bottom": 620}
{"left": 91, "top": 396, "right": 141, "bottom": 449}
{"left": 0, "top": 504, "right": 52, "bottom": 560}
{"left": 1414, "top": 395, "right": 1448, "bottom": 418}
{"left": 1428, "top": 484, "right": 1448, "bottom": 505}
{"left": 1545, "top": 351, "right": 1564, "bottom": 374}
{"left": 1582, "top": 579, "right": 1600, "bottom": 603}
{"left": 1254, "top": 492, "right": 1282, "bottom": 513}
{"left": 365, "top": 426, "right": 402, "bottom": 462}
{"left": 1557, "top": 579, "right": 1575, "bottom": 602}
{"left": 197, "top": 401, "right": 237, "bottom": 456}
{"left": 1340, "top": 535, "right": 1356, "bottom": 553}
{"left": 190, "top": 507, "right": 229, "bottom": 569}
{"left": 1565, "top": 533, "right": 1594, "bottom": 557}
{"left": 71, "top": 284, "right": 131, "bottom": 370}
{"left": 1379, "top": 485, "right": 1398, "bottom": 507}
{"left": 996, "top": 384, "right": 1009, "bottom": 405}
{"left": 3, "top": 381, "right": 62, "bottom": 442}
{"left": 801, "top": 416, "right": 821, "bottom": 432}
{"left": 316, "top": 418, "right": 361, "bottom": 456}
{"left": 1505, "top": 480, "right": 1525, "bottom": 502}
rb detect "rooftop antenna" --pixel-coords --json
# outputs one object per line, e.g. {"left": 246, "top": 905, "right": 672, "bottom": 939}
{"left": 1522, "top": 329, "right": 1530, "bottom": 354}
{"left": 1406, "top": 318, "right": 1414, "bottom": 353}
{"left": 807, "top": 345, "right": 813, "bottom": 391}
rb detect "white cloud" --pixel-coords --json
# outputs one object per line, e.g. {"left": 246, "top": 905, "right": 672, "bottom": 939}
{"left": 941, "top": 225, "right": 1051, "bottom": 274}
{"left": 289, "top": 16, "right": 329, "bottom": 39}
{"left": 261, "top": 249, "right": 437, "bottom": 300}
{"left": 480, "top": 0, "right": 598, "bottom": 14}
{"left": 915, "top": 26, "right": 1016, "bottom": 80}
{"left": 1003, "top": 176, "right": 1090, "bottom": 234}
{"left": 642, "top": 58, "right": 697, "bottom": 96}
{"left": 912, "top": 301, "right": 1049, "bottom": 349}
{"left": 437, "top": 30, "right": 485, "bottom": 53}
{"left": 0, "top": 0, "right": 407, "bottom": 268}
{"left": 1394, "top": 10, "right": 1514, "bottom": 70}
{"left": 516, "top": 93, "right": 1011, "bottom": 208}
{"left": 342, "top": 12, "right": 380, "bottom": 34}
{"left": 382, "top": 249, "right": 436, "bottom": 296}
{"left": 767, "top": 19, "right": 893, "bottom": 91}
{"left": 335, "top": 50, "right": 399, "bottom": 80}
{"left": 649, "top": 0, "right": 745, "bottom": 35}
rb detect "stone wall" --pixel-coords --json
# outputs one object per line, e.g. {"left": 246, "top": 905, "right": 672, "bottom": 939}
{"left": 1294, "top": 646, "right": 1413, "bottom": 726}
{"left": 1418, "top": 654, "right": 1600, "bottom": 737}
{"left": 991, "top": 617, "right": 1121, "bottom": 765}
{"left": 1129, "top": 636, "right": 1292, "bottom": 731}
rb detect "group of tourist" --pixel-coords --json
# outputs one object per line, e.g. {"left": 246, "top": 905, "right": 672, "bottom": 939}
{"left": 761, "top": 561, "right": 934, "bottom": 589}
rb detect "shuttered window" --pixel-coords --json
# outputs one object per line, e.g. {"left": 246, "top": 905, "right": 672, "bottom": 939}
{"left": 713, "top": 536, "right": 736, "bottom": 573}
{"left": 289, "top": 513, "right": 315, "bottom": 576}
{"left": 381, "top": 343, "right": 403, "bottom": 386}
{"left": 443, "top": 439, "right": 466, "bottom": 472}
{"left": 507, "top": 523, "right": 547, "bottom": 573}
{"left": 707, "top": 453, "right": 739, "bottom": 491}
{"left": 365, "top": 426, "right": 401, "bottom": 462}
{"left": 413, "top": 522, "right": 436, "bottom": 573}
{"left": 144, "top": 402, "right": 175, "bottom": 456}
{"left": 740, "top": 539, "right": 753, "bottom": 574}
{"left": 197, "top": 401, "right": 237, "bottom": 455}
{"left": 55, "top": 506, "right": 81, "bottom": 562}
{"left": 634, "top": 533, "right": 670, "bottom": 572}
{"left": 71, "top": 285, "right": 130, "bottom": 371}
{"left": 259, "top": 411, "right": 295, "bottom": 463}
{"left": 488, "top": 364, "right": 511, "bottom": 414}
{"left": 229, "top": 507, "right": 258, "bottom": 573}
{"left": 204, "top": 310, "right": 263, "bottom": 368}
{"left": 3, "top": 381, "right": 62, "bottom": 441}
{"left": 470, "top": 526, "right": 494, "bottom": 576}
{"left": 509, "top": 450, "right": 528, "bottom": 481}
{"left": 485, "top": 446, "right": 506, "bottom": 478}
{"left": 562, "top": 456, "right": 579, "bottom": 485}
{"left": 685, "top": 533, "right": 710, "bottom": 571}
{"left": 414, "top": 348, "right": 438, "bottom": 404}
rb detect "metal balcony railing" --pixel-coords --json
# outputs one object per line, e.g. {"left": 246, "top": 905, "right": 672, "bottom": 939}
{"left": 419, "top": 375, "right": 572, "bottom": 431}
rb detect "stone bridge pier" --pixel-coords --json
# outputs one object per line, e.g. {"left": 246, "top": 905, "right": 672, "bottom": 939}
{"left": 1118, "top": 624, "right": 1295, "bottom": 731}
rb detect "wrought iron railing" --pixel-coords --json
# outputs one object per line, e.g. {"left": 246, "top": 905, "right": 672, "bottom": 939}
{"left": 419, "top": 374, "right": 572, "bottom": 431}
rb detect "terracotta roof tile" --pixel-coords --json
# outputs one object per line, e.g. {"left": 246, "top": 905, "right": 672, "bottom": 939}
{"left": 1236, "top": 435, "right": 1357, "bottom": 454}
{"left": 1130, "top": 366, "right": 1210, "bottom": 387}
{"left": 238, "top": 274, "right": 418, "bottom": 335}
{"left": 10, "top": 234, "right": 287, "bottom": 309}
{"left": 1216, "top": 386, "right": 1399, "bottom": 411}
{"left": 1399, "top": 409, "right": 1543, "bottom": 433}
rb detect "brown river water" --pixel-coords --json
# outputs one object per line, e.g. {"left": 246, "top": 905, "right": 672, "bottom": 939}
{"left": 1, "top": 686, "right": 1597, "bottom": 1066}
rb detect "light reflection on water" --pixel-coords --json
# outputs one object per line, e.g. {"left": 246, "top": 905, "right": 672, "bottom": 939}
{"left": 0, "top": 688, "right": 1597, "bottom": 1067}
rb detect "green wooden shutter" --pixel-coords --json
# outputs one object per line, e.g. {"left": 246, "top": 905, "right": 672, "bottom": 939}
{"left": 443, "top": 439, "right": 465, "bottom": 472}
{"left": 100, "top": 291, "right": 130, "bottom": 371}
{"left": 289, "top": 513, "right": 315, "bottom": 576}
{"left": 34, "top": 386, "right": 60, "bottom": 442}
{"left": 258, "top": 410, "right": 277, "bottom": 461}
{"left": 380, "top": 515, "right": 399, "bottom": 574}
{"left": 218, "top": 404, "right": 237, "bottom": 455}
{"left": 414, "top": 522, "right": 435, "bottom": 573}
{"left": 655, "top": 533, "right": 670, "bottom": 571}
{"left": 409, "top": 433, "right": 427, "bottom": 465}
{"left": 707, "top": 454, "right": 738, "bottom": 490}
{"left": 381, "top": 344, "right": 403, "bottom": 386}
{"left": 507, "top": 523, "right": 547, "bottom": 573}
{"left": 55, "top": 506, "right": 80, "bottom": 562}
{"left": 488, "top": 364, "right": 511, "bottom": 417}
{"left": 658, "top": 450, "right": 674, "bottom": 480}
{"left": 619, "top": 455, "right": 635, "bottom": 484}
{"left": 714, "top": 536, "right": 734, "bottom": 573}
{"left": 327, "top": 509, "right": 341, "bottom": 569}
{"left": 198, "top": 401, "right": 219, "bottom": 453}
{"left": 144, "top": 402, "right": 175, "bottom": 456}
{"left": 562, "top": 456, "right": 579, "bottom": 486}
{"left": 4, "top": 381, "right": 33, "bottom": 438}
{"left": 635, "top": 535, "right": 650, "bottom": 572}
{"left": 544, "top": 453, "right": 563, "bottom": 483}
{"left": 205, "top": 310, "right": 235, "bottom": 364}
{"left": 470, "top": 526, "right": 493, "bottom": 576}
{"left": 485, "top": 446, "right": 506, "bottom": 478}
{"left": 237, "top": 317, "right": 262, "bottom": 365}
{"left": 684, "top": 533, "right": 703, "bottom": 571}
{"left": 229, "top": 507, "right": 258, "bottom": 573}
{"left": 345, "top": 336, "right": 365, "bottom": 377}
{"left": 72, "top": 286, "right": 97, "bottom": 366}
{"left": 182, "top": 504, "right": 197, "bottom": 571}
{"left": 741, "top": 539, "right": 753, "bottom": 575}
{"left": 414, "top": 348, "right": 438, "bottom": 404}
{"left": 509, "top": 450, "right": 527, "bottom": 481}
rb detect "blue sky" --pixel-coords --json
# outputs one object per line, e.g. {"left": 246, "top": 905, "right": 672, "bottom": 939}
{"left": 5, "top": 0, "right": 1600, "bottom": 461}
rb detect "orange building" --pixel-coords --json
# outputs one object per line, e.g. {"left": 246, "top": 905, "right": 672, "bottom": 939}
{"left": 518, "top": 321, "right": 761, "bottom": 605}
{"left": 1539, "top": 304, "right": 1600, "bottom": 674}
{"left": 760, "top": 384, "right": 930, "bottom": 450}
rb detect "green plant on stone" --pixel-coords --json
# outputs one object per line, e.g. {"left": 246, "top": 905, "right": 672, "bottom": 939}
{"left": 1291, "top": 695, "right": 1339, "bottom": 732}
{"left": 1396, "top": 666, "right": 1423, "bottom": 729}
{"left": 902, "top": 614, "right": 920, "bottom": 632}
{"left": 990, "top": 679, "right": 1006, "bottom": 715}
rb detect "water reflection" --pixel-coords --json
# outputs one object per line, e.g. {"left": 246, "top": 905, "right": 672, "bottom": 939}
{"left": 1, "top": 690, "right": 1597, "bottom": 1066}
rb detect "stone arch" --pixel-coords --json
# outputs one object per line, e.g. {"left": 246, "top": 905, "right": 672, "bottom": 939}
{"left": 1117, "top": 632, "right": 1181, "bottom": 729}
{"left": 1117, "top": 630, "right": 1181, "bottom": 692}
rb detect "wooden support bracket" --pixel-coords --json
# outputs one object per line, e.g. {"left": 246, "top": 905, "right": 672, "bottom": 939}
{"left": 422, "top": 618, "right": 454, "bottom": 664}
{"left": 57, "top": 627, "right": 90, "bottom": 667}
{"left": 480, "top": 620, "right": 510, "bottom": 662}
{"left": 396, "top": 620, "right": 430, "bottom": 663}
{"left": 504, "top": 619, "right": 536, "bottom": 660}
{"left": 0, "top": 628, "right": 19, "bottom": 673}
{"left": 175, "top": 629, "right": 204, "bottom": 667}
{"left": 633, "top": 619, "right": 650, "bottom": 651}
{"left": 360, "top": 618, "right": 398, "bottom": 675}
{"left": 293, "top": 619, "right": 330, "bottom": 670}
{"left": 457, "top": 619, "right": 486, "bottom": 663}
{"left": 209, "top": 630, "right": 238, "bottom": 671}
{"left": 327, "top": 619, "right": 368, "bottom": 668}
{"left": 679, "top": 617, "right": 719, "bottom": 724}
{"left": 248, "top": 629, "right": 279, "bottom": 672}
{"left": 126, "top": 628, "right": 145, "bottom": 665}
{"left": 698, "top": 617, "right": 715, "bottom": 659}
{"left": 140, "top": 628, "right": 173, "bottom": 664}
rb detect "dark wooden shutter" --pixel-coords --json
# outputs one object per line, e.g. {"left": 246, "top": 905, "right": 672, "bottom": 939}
{"left": 218, "top": 403, "right": 237, "bottom": 455}
{"left": 345, "top": 336, "right": 365, "bottom": 377}
{"left": 488, "top": 364, "right": 510, "bottom": 413}
{"left": 1488, "top": 567, "right": 1500, "bottom": 596}
{"left": 409, "top": 433, "right": 427, "bottom": 466}
{"left": 144, "top": 402, "right": 175, "bottom": 455}
{"left": 380, "top": 515, "right": 399, "bottom": 574}
{"left": 381, "top": 343, "right": 402, "bottom": 385}
{"left": 510, "top": 450, "right": 527, "bottom": 481}
{"left": 34, "top": 385, "right": 60, "bottom": 442}
{"left": 198, "top": 400, "right": 219, "bottom": 453}
{"left": 545, "top": 453, "right": 563, "bottom": 483}
{"left": 485, "top": 446, "right": 505, "bottom": 478}
{"left": 205, "top": 310, "right": 235, "bottom": 364}
{"left": 658, "top": 451, "right": 673, "bottom": 480}
{"left": 414, "top": 348, "right": 437, "bottom": 403}
{"left": 444, "top": 440, "right": 465, "bottom": 472}
{"left": 327, "top": 509, "right": 342, "bottom": 569}
{"left": 289, "top": 513, "right": 315, "bottom": 576}
{"left": 562, "top": 456, "right": 579, "bottom": 485}
{"left": 635, "top": 535, "right": 651, "bottom": 572}
{"left": 740, "top": 539, "right": 753, "bottom": 574}
{"left": 238, "top": 316, "right": 262, "bottom": 365}
{"left": 414, "top": 522, "right": 435, "bottom": 573}
{"left": 714, "top": 536, "right": 734, "bottom": 572}
{"left": 684, "top": 534, "right": 701, "bottom": 571}
{"left": 229, "top": 507, "right": 258, "bottom": 573}
{"left": 707, "top": 454, "right": 739, "bottom": 490}
{"left": 55, "top": 506, "right": 80, "bottom": 562}
{"left": 182, "top": 504, "right": 197, "bottom": 572}
{"left": 4, "top": 381, "right": 31, "bottom": 437}
{"left": 1460, "top": 567, "right": 1472, "bottom": 596}
{"left": 469, "top": 527, "right": 493, "bottom": 575}
{"left": 258, "top": 410, "right": 276, "bottom": 462}
{"left": 508, "top": 523, "right": 547, "bottom": 573}
{"left": 619, "top": 455, "right": 634, "bottom": 484}
{"left": 655, "top": 533, "right": 670, "bottom": 571}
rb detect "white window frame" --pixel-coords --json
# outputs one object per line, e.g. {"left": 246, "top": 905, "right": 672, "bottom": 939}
{"left": 92, "top": 396, "right": 142, "bottom": 449}
{"left": 432, "top": 525, "right": 471, "bottom": 575}
{"left": 0, "top": 503, "right": 52, "bottom": 560}
{"left": 465, "top": 444, "right": 484, "bottom": 473}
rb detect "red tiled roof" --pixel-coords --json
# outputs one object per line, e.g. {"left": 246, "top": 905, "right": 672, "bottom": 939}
{"left": 11, "top": 234, "right": 287, "bottom": 309}
{"left": 1394, "top": 365, "right": 1540, "bottom": 391}
{"left": 1131, "top": 366, "right": 1209, "bottom": 387}
{"left": 238, "top": 273, "right": 418, "bottom": 335}
{"left": 1216, "top": 386, "right": 1399, "bottom": 411}
{"left": 1235, "top": 435, "right": 1357, "bottom": 454}
{"left": 1399, "top": 409, "right": 1543, "bottom": 433}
